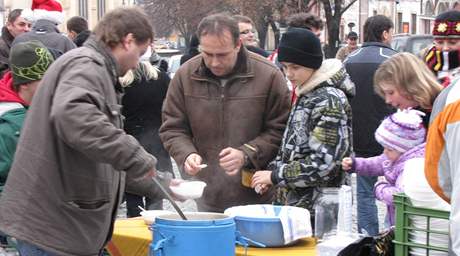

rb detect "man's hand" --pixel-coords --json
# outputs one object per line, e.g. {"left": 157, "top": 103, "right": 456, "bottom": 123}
{"left": 219, "top": 147, "right": 245, "bottom": 176}
{"left": 184, "top": 153, "right": 204, "bottom": 176}
{"left": 143, "top": 168, "right": 156, "bottom": 179}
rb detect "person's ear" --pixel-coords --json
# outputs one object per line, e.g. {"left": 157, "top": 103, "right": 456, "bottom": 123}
{"left": 68, "top": 30, "right": 76, "bottom": 38}
{"left": 236, "top": 38, "right": 242, "bottom": 49}
{"left": 19, "top": 83, "right": 29, "bottom": 93}
{"left": 123, "top": 33, "right": 135, "bottom": 49}
{"left": 382, "top": 30, "right": 391, "bottom": 42}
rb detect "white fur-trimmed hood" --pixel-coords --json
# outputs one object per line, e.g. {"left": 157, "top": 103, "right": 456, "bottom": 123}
{"left": 296, "top": 58, "right": 354, "bottom": 97}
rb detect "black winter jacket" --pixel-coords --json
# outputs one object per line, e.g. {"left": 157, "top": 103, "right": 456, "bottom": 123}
{"left": 344, "top": 42, "right": 397, "bottom": 157}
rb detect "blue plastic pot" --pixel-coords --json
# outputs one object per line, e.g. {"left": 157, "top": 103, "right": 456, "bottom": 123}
{"left": 233, "top": 206, "right": 286, "bottom": 247}
{"left": 226, "top": 204, "right": 311, "bottom": 247}
{"left": 150, "top": 212, "right": 262, "bottom": 256}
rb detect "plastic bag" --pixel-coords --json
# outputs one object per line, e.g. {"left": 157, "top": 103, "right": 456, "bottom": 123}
{"left": 338, "top": 229, "right": 394, "bottom": 256}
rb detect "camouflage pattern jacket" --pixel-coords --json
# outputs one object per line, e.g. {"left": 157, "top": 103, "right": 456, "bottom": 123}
{"left": 270, "top": 59, "right": 355, "bottom": 213}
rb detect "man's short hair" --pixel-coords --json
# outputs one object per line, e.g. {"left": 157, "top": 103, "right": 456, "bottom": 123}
{"left": 347, "top": 31, "right": 358, "bottom": 39}
{"left": 7, "top": 9, "right": 23, "bottom": 24}
{"left": 93, "top": 7, "right": 153, "bottom": 48}
{"left": 287, "top": 12, "right": 324, "bottom": 30}
{"left": 67, "top": 16, "right": 88, "bottom": 34}
{"left": 197, "top": 13, "right": 240, "bottom": 47}
{"left": 363, "top": 15, "right": 393, "bottom": 43}
{"left": 233, "top": 15, "right": 254, "bottom": 26}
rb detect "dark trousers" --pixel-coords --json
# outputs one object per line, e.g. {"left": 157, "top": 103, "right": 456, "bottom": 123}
{"left": 124, "top": 126, "right": 173, "bottom": 217}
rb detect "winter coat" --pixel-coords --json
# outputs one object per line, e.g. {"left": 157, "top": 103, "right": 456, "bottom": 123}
{"left": 425, "top": 78, "right": 460, "bottom": 255}
{"left": 122, "top": 70, "right": 172, "bottom": 172}
{"left": 353, "top": 143, "right": 426, "bottom": 225}
{"left": 335, "top": 45, "right": 358, "bottom": 62}
{"left": 73, "top": 30, "right": 91, "bottom": 47}
{"left": 0, "top": 37, "right": 160, "bottom": 256}
{"left": 0, "top": 27, "right": 14, "bottom": 76}
{"left": 180, "top": 35, "right": 200, "bottom": 65}
{"left": 270, "top": 59, "right": 355, "bottom": 214}
{"left": 13, "top": 19, "right": 76, "bottom": 56}
{"left": 344, "top": 42, "right": 397, "bottom": 157}
{"left": 0, "top": 72, "right": 28, "bottom": 193}
{"left": 160, "top": 47, "right": 290, "bottom": 212}
{"left": 180, "top": 49, "right": 199, "bottom": 66}
{"left": 246, "top": 45, "right": 270, "bottom": 58}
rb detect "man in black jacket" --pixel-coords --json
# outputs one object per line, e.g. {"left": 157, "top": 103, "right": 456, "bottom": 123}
{"left": 344, "top": 15, "right": 396, "bottom": 236}
{"left": 66, "top": 16, "right": 91, "bottom": 47}
{"left": 0, "top": 9, "right": 32, "bottom": 76}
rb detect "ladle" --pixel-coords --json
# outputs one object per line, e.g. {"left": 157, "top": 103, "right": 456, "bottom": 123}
{"left": 152, "top": 176, "right": 188, "bottom": 220}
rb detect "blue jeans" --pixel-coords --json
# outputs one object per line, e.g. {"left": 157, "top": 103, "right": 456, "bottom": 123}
{"left": 357, "top": 174, "right": 379, "bottom": 235}
{"left": 16, "top": 240, "right": 57, "bottom": 256}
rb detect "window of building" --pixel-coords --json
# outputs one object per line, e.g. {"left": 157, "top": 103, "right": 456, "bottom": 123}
{"left": 98, "top": 0, "right": 106, "bottom": 20}
{"left": 411, "top": 14, "right": 417, "bottom": 34}
{"left": 423, "top": 19, "right": 432, "bottom": 34}
{"left": 79, "top": 0, "right": 88, "bottom": 19}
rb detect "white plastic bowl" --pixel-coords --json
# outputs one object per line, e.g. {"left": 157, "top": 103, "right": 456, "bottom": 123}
{"left": 169, "top": 181, "right": 207, "bottom": 200}
{"left": 140, "top": 210, "right": 173, "bottom": 225}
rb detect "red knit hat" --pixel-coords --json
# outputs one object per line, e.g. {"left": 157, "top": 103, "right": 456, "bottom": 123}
{"left": 432, "top": 10, "right": 460, "bottom": 38}
{"left": 32, "top": 0, "right": 63, "bottom": 12}
{"left": 30, "top": 0, "right": 64, "bottom": 24}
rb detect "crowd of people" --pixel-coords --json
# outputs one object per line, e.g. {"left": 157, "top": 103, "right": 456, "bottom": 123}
{"left": 0, "top": 0, "right": 460, "bottom": 255}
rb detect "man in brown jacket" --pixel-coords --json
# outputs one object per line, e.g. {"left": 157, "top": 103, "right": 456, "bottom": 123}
{"left": 0, "top": 8, "right": 171, "bottom": 256}
{"left": 160, "top": 13, "right": 290, "bottom": 212}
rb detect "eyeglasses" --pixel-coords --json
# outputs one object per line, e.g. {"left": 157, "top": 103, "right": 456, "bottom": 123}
{"left": 240, "top": 29, "right": 256, "bottom": 35}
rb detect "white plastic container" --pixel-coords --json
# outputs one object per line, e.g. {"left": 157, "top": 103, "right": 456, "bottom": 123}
{"left": 314, "top": 188, "right": 339, "bottom": 239}
{"left": 337, "top": 185, "right": 353, "bottom": 234}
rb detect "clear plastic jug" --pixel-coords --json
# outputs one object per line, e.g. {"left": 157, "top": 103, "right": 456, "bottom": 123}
{"left": 314, "top": 187, "right": 339, "bottom": 240}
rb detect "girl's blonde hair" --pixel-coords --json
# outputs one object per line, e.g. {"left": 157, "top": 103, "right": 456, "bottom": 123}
{"left": 374, "top": 52, "right": 443, "bottom": 110}
{"left": 119, "top": 60, "right": 159, "bottom": 87}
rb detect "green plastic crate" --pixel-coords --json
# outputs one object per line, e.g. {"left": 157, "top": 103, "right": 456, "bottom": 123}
{"left": 393, "top": 193, "right": 450, "bottom": 256}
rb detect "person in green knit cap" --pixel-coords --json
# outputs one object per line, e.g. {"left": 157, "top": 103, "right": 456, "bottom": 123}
{"left": 0, "top": 40, "right": 54, "bottom": 194}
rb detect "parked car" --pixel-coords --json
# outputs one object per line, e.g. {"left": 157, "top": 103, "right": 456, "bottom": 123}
{"left": 156, "top": 49, "right": 181, "bottom": 59}
{"left": 168, "top": 54, "right": 182, "bottom": 78}
{"left": 391, "top": 34, "right": 433, "bottom": 56}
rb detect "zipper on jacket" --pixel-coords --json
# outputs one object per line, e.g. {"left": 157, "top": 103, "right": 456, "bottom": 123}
{"left": 220, "top": 79, "right": 227, "bottom": 147}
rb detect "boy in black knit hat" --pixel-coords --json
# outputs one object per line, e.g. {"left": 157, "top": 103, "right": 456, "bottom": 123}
{"left": 251, "top": 28, "right": 355, "bottom": 228}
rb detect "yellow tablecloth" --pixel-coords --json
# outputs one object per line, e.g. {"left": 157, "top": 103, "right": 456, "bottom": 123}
{"left": 107, "top": 218, "right": 317, "bottom": 256}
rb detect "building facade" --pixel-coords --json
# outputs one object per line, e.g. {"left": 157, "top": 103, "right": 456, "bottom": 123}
{"left": 340, "top": 0, "right": 458, "bottom": 43}
{"left": 2, "top": 0, "right": 137, "bottom": 30}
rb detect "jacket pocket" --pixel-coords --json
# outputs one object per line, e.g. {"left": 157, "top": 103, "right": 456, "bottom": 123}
{"left": 66, "top": 199, "right": 110, "bottom": 210}
{"left": 60, "top": 198, "right": 112, "bottom": 254}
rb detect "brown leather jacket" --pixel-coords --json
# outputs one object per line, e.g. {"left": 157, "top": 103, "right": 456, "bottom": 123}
{"left": 160, "top": 47, "right": 290, "bottom": 212}
{"left": 0, "top": 37, "right": 159, "bottom": 256}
